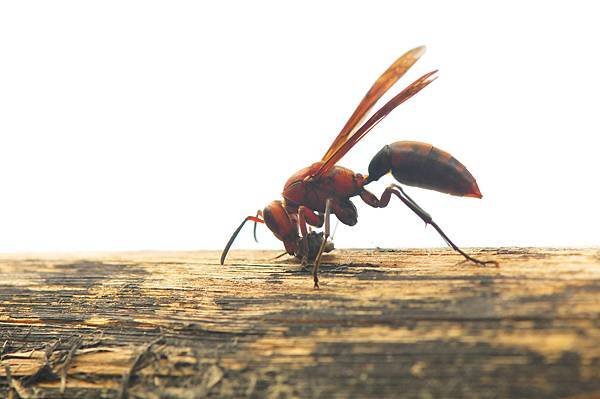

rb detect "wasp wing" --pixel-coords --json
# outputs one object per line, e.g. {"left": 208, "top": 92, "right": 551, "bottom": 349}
{"left": 321, "top": 46, "right": 426, "bottom": 162}
{"left": 313, "top": 69, "right": 438, "bottom": 179}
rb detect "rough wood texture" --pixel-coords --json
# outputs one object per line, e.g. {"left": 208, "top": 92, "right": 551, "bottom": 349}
{"left": 1, "top": 248, "right": 599, "bottom": 398}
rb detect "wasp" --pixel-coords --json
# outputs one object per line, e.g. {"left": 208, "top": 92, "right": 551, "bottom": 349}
{"left": 221, "top": 46, "right": 497, "bottom": 287}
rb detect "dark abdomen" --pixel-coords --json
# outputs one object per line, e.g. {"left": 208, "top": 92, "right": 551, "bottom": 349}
{"left": 369, "top": 141, "right": 482, "bottom": 198}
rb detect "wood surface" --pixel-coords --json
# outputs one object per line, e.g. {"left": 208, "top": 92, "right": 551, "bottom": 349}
{"left": 1, "top": 248, "right": 599, "bottom": 398}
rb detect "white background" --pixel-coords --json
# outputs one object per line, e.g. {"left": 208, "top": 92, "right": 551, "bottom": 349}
{"left": 1, "top": 1, "right": 599, "bottom": 252}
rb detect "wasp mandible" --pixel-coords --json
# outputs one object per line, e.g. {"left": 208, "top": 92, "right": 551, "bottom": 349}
{"left": 221, "top": 46, "right": 497, "bottom": 287}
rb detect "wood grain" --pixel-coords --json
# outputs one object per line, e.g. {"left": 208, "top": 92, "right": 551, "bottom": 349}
{"left": 1, "top": 248, "right": 599, "bottom": 398}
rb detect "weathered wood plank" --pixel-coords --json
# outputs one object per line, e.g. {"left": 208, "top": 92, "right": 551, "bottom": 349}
{"left": 1, "top": 248, "right": 599, "bottom": 398}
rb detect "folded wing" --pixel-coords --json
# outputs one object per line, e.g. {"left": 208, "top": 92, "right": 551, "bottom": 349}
{"left": 321, "top": 46, "right": 427, "bottom": 163}
{"left": 314, "top": 69, "right": 438, "bottom": 179}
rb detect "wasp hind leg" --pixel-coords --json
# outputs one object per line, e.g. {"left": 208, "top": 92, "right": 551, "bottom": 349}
{"left": 360, "top": 184, "right": 498, "bottom": 267}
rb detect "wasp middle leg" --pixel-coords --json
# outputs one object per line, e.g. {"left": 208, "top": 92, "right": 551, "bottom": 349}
{"left": 312, "top": 198, "right": 333, "bottom": 288}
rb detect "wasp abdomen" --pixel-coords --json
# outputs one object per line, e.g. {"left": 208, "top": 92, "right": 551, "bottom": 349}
{"left": 367, "top": 141, "right": 482, "bottom": 198}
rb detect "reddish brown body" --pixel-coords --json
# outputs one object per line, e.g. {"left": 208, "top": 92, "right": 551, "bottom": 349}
{"left": 264, "top": 141, "right": 482, "bottom": 256}
{"left": 261, "top": 164, "right": 365, "bottom": 256}
{"left": 220, "top": 46, "right": 497, "bottom": 286}
{"left": 284, "top": 163, "right": 364, "bottom": 220}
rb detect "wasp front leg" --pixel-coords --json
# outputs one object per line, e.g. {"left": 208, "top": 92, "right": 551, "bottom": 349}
{"left": 297, "top": 206, "right": 324, "bottom": 266}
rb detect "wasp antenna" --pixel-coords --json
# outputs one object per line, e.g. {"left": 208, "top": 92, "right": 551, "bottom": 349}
{"left": 220, "top": 215, "right": 264, "bottom": 265}
{"left": 272, "top": 251, "right": 288, "bottom": 260}
{"left": 253, "top": 209, "right": 262, "bottom": 243}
